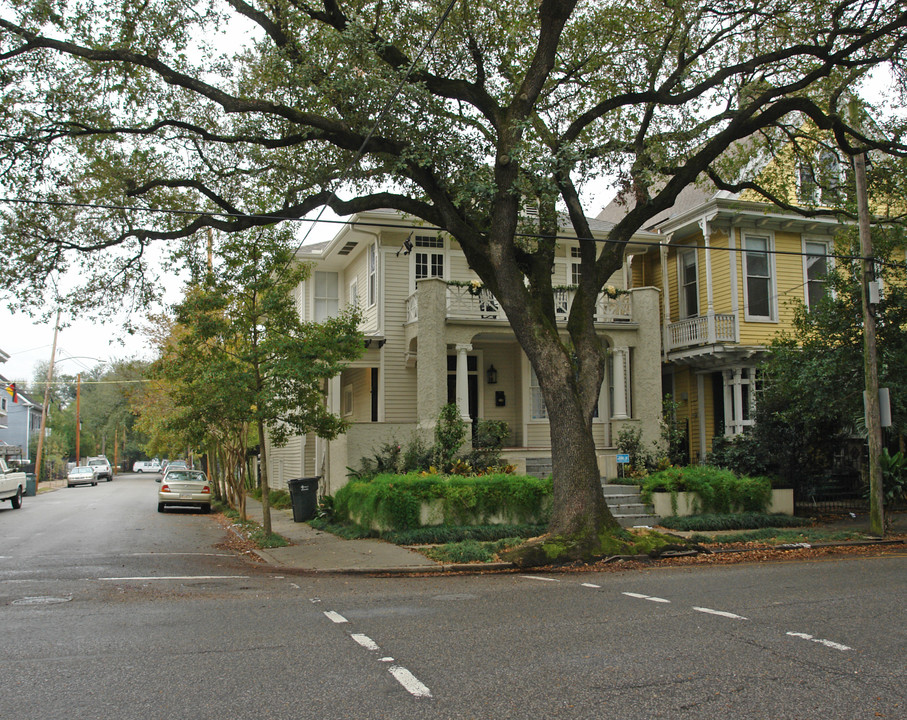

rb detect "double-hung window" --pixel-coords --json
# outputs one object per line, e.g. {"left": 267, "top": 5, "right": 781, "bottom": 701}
{"left": 314, "top": 271, "right": 339, "bottom": 322}
{"left": 678, "top": 248, "right": 698, "bottom": 318}
{"left": 804, "top": 240, "right": 831, "bottom": 310}
{"left": 743, "top": 235, "right": 774, "bottom": 320}
{"left": 367, "top": 245, "right": 377, "bottom": 307}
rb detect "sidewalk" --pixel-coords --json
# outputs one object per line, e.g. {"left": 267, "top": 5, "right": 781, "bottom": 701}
{"left": 242, "top": 496, "right": 440, "bottom": 573}
{"left": 240, "top": 498, "right": 906, "bottom": 574}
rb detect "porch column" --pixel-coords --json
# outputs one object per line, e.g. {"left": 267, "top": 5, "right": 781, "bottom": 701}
{"left": 612, "top": 347, "right": 629, "bottom": 420}
{"left": 660, "top": 242, "right": 671, "bottom": 358}
{"left": 455, "top": 343, "right": 472, "bottom": 422}
{"left": 731, "top": 367, "right": 744, "bottom": 435}
{"left": 417, "top": 278, "right": 449, "bottom": 430}
{"left": 723, "top": 370, "right": 734, "bottom": 436}
{"left": 699, "top": 216, "right": 717, "bottom": 344}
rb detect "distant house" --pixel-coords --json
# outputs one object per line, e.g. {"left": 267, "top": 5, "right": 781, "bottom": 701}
{"left": 265, "top": 209, "right": 665, "bottom": 495}
{"left": 1, "top": 350, "right": 41, "bottom": 462}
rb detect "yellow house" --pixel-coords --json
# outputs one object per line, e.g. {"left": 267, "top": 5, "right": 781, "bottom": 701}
{"left": 601, "top": 184, "right": 846, "bottom": 462}
{"left": 265, "top": 209, "right": 665, "bottom": 495}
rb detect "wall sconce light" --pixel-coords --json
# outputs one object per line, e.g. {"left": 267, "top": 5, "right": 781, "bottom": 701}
{"left": 396, "top": 233, "right": 414, "bottom": 257}
{"left": 486, "top": 364, "right": 498, "bottom": 384}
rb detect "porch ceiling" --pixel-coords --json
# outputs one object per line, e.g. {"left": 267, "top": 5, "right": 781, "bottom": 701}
{"left": 666, "top": 344, "right": 766, "bottom": 370}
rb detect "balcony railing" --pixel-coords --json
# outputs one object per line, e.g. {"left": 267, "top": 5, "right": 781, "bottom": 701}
{"left": 666, "top": 314, "right": 737, "bottom": 350}
{"left": 404, "top": 285, "right": 633, "bottom": 323}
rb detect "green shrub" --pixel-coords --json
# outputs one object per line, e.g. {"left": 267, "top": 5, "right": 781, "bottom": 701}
{"left": 659, "top": 513, "right": 813, "bottom": 531}
{"left": 384, "top": 524, "right": 544, "bottom": 545}
{"left": 640, "top": 466, "right": 773, "bottom": 515}
{"left": 334, "top": 472, "right": 552, "bottom": 531}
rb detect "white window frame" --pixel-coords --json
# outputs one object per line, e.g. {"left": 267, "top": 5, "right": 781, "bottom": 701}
{"left": 367, "top": 244, "right": 377, "bottom": 308}
{"left": 411, "top": 234, "right": 446, "bottom": 291}
{"left": 742, "top": 233, "right": 777, "bottom": 322}
{"left": 313, "top": 271, "right": 339, "bottom": 322}
{"left": 348, "top": 277, "right": 359, "bottom": 310}
{"left": 677, "top": 247, "right": 699, "bottom": 319}
{"left": 528, "top": 365, "right": 547, "bottom": 421}
{"left": 803, "top": 237, "right": 832, "bottom": 310}
{"left": 342, "top": 384, "right": 354, "bottom": 417}
{"left": 570, "top": 246, "right": 582, "bottom": 286}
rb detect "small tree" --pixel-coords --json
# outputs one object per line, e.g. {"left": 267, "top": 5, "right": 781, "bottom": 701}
{"left": 160, "top": 230, "right": 364, "bottom": 532}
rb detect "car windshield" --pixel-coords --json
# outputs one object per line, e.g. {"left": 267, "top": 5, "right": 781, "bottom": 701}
{"left": 72, "top": 467, "right": 92, "bottom": 474}
{"left": 167, "top": 471, "right": 205, "bottom": 483}
{"left": 89, "top": 460, "right": 105, "bottom": 466}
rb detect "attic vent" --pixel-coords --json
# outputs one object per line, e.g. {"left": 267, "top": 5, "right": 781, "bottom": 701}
{"left": 338, "top": 241, "right": 358, "bottom": 255}
{"left": 524, "top": 206, "right": 539, "bottom": 217}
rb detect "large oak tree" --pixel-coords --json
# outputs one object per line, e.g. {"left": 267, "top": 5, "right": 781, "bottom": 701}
{"left": 2, "top": 0, "right": 906, "bottom": 555}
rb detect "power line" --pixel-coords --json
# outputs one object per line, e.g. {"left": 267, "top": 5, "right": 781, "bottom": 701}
{"left": 0, "top": 193, "right": 884, "bottom": 263}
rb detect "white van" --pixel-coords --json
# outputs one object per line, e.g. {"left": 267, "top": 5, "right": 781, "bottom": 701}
{"left": 133, "top": 460, "right": 162, "bottom": 473}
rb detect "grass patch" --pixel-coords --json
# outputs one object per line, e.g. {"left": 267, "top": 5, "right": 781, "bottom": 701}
{"left": 249, "top": 487, "right": 293, "bottom": 510}
{"left": 308, "top": 518, "right": 545, "bottom": 546}
{"left": 689, "top": 528, "right": 870, "bottom": 545}
{"left": 422, "top": 537, "right": 526, "bottom": 564}
{"left": 247, "top": 527, "right": 290, "bottom": 548}
{"left": 659, "top": 513, "right": 813, "bottom": 532}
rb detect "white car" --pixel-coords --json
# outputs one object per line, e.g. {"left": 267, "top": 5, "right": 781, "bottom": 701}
{"left": 87, "top": 456, "right": 113, "bottom": 481}
{"left": 133, "top": 460, "right": 162, "bottom": 473}
{"left": 68, "top": 466, "right": 98, "bottom": 488}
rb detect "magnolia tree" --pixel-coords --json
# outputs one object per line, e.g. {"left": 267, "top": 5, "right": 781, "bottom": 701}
{"left": 1, "top": 1, "right": 906, "bottom": 559}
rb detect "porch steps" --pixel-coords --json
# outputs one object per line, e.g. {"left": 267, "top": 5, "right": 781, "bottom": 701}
{"left": 601, "top": 483, "right": 660, "bottom": 528}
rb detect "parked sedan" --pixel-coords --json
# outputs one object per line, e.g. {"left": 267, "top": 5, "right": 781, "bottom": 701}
{"left": 68, "top": 466, "right": 98, "bottom": 488}
{"left": 157, "top": 470, "right": 212, "bottom": 513}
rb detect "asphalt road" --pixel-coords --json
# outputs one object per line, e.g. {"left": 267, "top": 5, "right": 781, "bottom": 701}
{"left": 1, "top": 474, "right": 904, "bottom": 719}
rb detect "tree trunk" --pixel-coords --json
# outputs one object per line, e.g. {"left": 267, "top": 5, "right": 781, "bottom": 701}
{"left": 257, "top": 418, "right": 272, "bottom": 536}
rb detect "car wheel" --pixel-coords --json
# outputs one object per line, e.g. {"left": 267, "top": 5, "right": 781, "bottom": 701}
{"left": 157, "top": 503, "right": 165, "bottom": 513}
{"left": 202, "top": 504, "right": 211, "bottom": 514}
{"left": 91, "top": 481, "right": 97, "bottom": 486}
{"left": 67, "top": 483, "right": 73, "bottom": 488}
{"left": 10, "top": 488, "right": 22, "bottom": 509}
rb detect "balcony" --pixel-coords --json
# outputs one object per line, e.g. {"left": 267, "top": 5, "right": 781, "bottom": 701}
{"left": 666, "top": 314, "right": 737, "bottom": 351}
{"left": 406, "top": 284, "right": 633, "bottom": 324}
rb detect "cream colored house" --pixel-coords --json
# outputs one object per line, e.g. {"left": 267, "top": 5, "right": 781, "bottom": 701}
{"left": 265, "top": 209, "right": 665, "bottom": 495}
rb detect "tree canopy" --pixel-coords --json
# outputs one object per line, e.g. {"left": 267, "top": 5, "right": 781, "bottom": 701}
{"left": 2, "top": 0, "right": 907, "bottom": 556}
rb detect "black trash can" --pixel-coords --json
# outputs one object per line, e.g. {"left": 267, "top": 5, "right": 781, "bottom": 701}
{"left": 25, "top": 473, "right": 37, "bottom": 497}
{"left": 287, "top": 477, "right": 320, "bottom": 522}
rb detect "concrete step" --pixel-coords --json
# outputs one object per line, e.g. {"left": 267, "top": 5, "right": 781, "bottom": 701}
{"left": 602, "top": 482, "right": 659, "bottom": 527}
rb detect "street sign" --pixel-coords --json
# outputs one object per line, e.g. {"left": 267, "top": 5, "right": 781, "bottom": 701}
{"left": 616, "top": 454, "right": 630, "bottom": 464}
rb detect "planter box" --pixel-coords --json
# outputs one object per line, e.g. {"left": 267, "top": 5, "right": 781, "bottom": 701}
{"left": 349, "top": 496, "right": 552, "bottom": 532}
{"left": 652, "top": 488, "right": 794, "bottom": 517}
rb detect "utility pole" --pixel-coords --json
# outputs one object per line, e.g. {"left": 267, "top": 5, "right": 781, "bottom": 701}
{"left": 34, "top": 310, "right": 61, "bottom": 486}
{"left": 75, "top": 373, "right": 82, "bottom": 465}
{"left": 854, "top": 151, "right": 885, "bottom": 536}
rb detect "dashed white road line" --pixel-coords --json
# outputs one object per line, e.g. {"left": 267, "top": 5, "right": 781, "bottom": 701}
{"left": 97, "top": 575, "right": 248, "bottom": 581}
{"left": 520, "top": 575, "right": 560, "bottom": 582}
{"left": 351, "top": 633, "right": 380, "bottom": 651}
{"left": 323, "top": 610, "right": 348, "bottom": 624}
{"left": 693, "top": 606, "right": 747, "bottom": 620}
{"left": 786, "top": 632, "right": 851, "bottom": 651}
{"left": 623, "top": 592, "right": 671, "bottom": 603}
{"left": 581, "top": 583, "right": 601, "bottom": 588}
{"left": 389, "top": 665, "right": 433, "bottom": 698}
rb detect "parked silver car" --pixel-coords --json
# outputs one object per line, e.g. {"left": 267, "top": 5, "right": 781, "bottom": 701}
{"left": 67, "top": 466, "right": 98, "bottom": 488}
{"left": 157, "top": 470, "right": 212, "bottom": 513}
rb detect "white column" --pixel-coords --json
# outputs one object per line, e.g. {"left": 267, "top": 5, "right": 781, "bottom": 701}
{"left": 612, "top": 347, "right": 629, "bottom": 420}
{"left": 455, "top": 343, "right": 472, "bottom": 422}
{"left": 660, "top": 242, "right": 671, "bottom": 358}
{"left": 723, "top": 370, "right": 734, "bottom": 436}
{"left": 699, "top": 216, "right": 716, "bottom": 343}
{"left": 732, "top": 367, "right": 743, "bottom": 435}
{"left": 697, "top": 373, "right": 707, "bottom": 461}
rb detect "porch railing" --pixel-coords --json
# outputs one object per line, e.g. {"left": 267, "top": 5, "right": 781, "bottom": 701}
{"left": 666, "top": 314, "right": 737, "bottom": 350}
{"left": 443, "top": 285, "right": 632, "bottom": 323}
